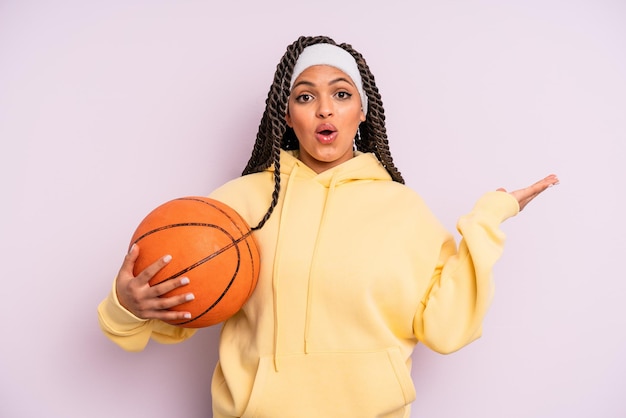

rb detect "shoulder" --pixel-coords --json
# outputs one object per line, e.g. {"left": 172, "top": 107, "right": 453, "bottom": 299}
{"left": 369, "top": 180, "right": 431, "bottom": 211}
{"left": 208, "top": 172, "right": 275, "bottom": 226}
{"left": 353, "top": 179, "right": 444, "bottom": 231}
{"left": 211, "top": 172, "right": 273, "bottom": 197}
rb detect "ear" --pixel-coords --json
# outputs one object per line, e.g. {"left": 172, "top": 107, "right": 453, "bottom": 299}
{"left": 285, "top": 107, "right": 293, "bottom": 127}
{"left": 359, "top": 108, "right": 366, "bottom": 123}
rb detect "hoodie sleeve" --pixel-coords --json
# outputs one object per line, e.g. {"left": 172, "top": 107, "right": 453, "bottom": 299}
{"left": 413, "top": 191, "right": 519, "bottom": 354}
{"left": 97, "top": 279, "right": 196, "bottom": 352}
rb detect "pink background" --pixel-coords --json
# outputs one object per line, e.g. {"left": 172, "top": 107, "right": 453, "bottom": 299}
{"left": 1, "top": 0, "right": 625, "bottom": 417}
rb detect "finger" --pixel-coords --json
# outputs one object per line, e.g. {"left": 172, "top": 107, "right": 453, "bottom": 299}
{"left": 521, "top": 174, "right": 560, "bottom": 197}
{"left": 496, "top": 187, "right": 507, "bottom": 192}
{"left": 150, "top": 276, "right": 192, "bottom": 298}
{"left": 527, "top": 175, "right": 559, "bottom": 199}
{"left": 119, "top": 243, "right": 140, "bottom": 276}
{"left": 517, "top": 176, "right": 559, "bottom": 211}
{"left": 135, "top": 254, "right": 173, "bottom": 285}
{"left": 144, "top": 307, "right": 193, "bottom": 322}
{"left": 546, "top": 174, "right": 560, "bottom": 187}
{"left": 138, "top": 284, "right": 194, "bottom": 321}
{"left": 532, "top": 174, "right": 560, "bottom": 191}
{"left": 153, "top": 290, "right": 195, "bottom": 311}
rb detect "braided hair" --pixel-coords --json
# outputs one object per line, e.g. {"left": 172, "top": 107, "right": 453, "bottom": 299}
{"left": 243, "top": 35, "right": 404, "bottom": 230}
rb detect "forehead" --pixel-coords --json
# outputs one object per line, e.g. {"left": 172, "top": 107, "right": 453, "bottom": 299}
{"left": 292, "top": 65, "right": 356, "bottom": 87}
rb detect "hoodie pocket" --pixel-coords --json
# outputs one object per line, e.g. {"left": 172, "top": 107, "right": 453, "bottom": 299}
{"left": 241, "top": 347, "right": 416, "bottom": 418}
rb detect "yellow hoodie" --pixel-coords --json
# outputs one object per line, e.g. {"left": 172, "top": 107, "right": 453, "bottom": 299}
{"left": 98, "top": 150, "right": 519, "bottom": 418}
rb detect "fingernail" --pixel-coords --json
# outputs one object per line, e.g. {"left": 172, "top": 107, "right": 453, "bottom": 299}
{"left": 180, "top": 277, "right": 190, "bottom": 285}
{"left": 163, "top": 255, "right": 172, "bottom": 263}
{"left": 185, "top": 293, "right": 195, "bottom": 301}
{"left": 183, "top": 313, "right": 191, "bottom": 319}
{"left": 128, "top": 243, "right": 136, "bottom": 254}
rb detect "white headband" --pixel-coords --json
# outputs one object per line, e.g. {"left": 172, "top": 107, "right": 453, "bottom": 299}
{"left": 289, "top": 43, "right": 368, "bottom": 115}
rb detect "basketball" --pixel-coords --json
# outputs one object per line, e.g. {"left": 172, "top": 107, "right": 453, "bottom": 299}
{"left": 129, "top": 196, "right": 260, "bottom": 328}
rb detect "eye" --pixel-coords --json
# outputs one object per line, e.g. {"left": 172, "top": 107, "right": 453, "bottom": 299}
{"left": 335, "top": 91, "right": 353, "bottom": 100}
{"left": 295, "top": 94, "right": 314, "bottom": 103}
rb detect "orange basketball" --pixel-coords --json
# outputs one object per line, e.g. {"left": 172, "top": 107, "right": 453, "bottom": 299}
{"left": 130, "top": 196, "right": 260, "bottom": 328}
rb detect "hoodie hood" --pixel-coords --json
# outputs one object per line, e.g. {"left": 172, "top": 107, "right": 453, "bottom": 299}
{"left": 268, "top": 150, "right": 392, "bottom": 186}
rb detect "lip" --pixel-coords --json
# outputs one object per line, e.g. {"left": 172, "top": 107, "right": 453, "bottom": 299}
{"left": 316, "top": 123, "right": 337, "bottom": 134}
{"left": 315, "top": 123, "right": 338, "bottom": 144}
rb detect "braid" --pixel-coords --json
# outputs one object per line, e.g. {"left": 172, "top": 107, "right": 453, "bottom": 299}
{"left": 243, "top": 36, "right": 404, "bottom": 230}
{"left": 338, "top": 42, "right": 404, "bottom": 184}
{"left": 250, "top": 143, "right": 281, "bottom": 230}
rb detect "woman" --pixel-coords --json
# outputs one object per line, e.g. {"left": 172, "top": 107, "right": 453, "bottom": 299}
{"left": 98, "top": 35, "right": 558, "bottom": 417}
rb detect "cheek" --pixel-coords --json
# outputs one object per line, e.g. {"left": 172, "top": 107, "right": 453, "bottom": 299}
{"left": 286, "top": 110, "right": 308, "bottom": 132}
{"left": 342, "top": 103, "right": 365, "bottom": 123}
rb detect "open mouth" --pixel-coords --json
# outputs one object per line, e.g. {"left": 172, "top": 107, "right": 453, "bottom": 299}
{"left": 316, "top": 124, "right": 338, "bottom": 141}
{"left": 315, "top": 124, "right": 338, "bottom": 144}
{"left": 316, "top": 123, "right": 337, "bottom": 134}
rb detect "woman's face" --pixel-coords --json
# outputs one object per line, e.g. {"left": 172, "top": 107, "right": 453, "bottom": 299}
{"left": 286, "top": 65, "right": 366, "bottom": 173}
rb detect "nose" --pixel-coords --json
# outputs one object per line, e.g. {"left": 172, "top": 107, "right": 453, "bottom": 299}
{"left": 317, "top": 96, "right": 333, "bottom": 118}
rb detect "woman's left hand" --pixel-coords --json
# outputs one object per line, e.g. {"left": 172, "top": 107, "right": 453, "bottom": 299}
{"left": 498, "top": 174, "right": 559, "bottom": 212}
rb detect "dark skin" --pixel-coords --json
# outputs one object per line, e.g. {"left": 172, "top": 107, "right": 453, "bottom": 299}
{"left": 116, "top": 247, "right": 194, "bottom": 322}
{"left": 115, "top": 173, "right": 559, "bottom": 321}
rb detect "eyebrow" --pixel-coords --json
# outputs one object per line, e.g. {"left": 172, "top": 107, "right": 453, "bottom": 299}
{"left": 293, "top": 77, "right": 355, "bottom": 89}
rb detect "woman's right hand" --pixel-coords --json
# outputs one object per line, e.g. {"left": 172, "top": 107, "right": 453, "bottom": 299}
{"left": 115, "top": 244, "right": 194, "bottom": 322}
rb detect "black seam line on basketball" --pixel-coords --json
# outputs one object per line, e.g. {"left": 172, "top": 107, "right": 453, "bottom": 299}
{"left": 177, "top": 197, "right": 251, "bottom": 237}
{"left": 151, "top": 226, "right": 253, "bottom": 285}
{"left": 183, "top": 229, "right": 263, "bottom": 325}
{"left": 243, "top": 235, "right": 257, "bottom": 298}
{"left": 132, "top": 197, "right": 251, "bottom": 244}
{"left": 132, "top": 222, "right": 244, "bottom": 245}
{"left": 163, "top": 225, "right": 246, "bottom": 325}
{"left": 174, "top": 241, "right": 259, "bottom": 325}
{"left": 178, "top": 229, "right": 258, "bottom": 326}
{"left": 176, "top": 244, "right": 242, "bottom": 325}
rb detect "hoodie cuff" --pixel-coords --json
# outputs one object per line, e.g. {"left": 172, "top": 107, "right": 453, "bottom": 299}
{"left": 98, "top": 278, "right": 148, "bottom": 333}
{"left": 471, "top": 191, "right": 520, "bottom": 224}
